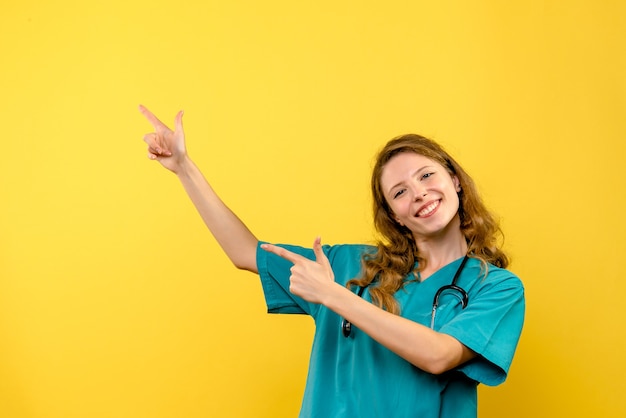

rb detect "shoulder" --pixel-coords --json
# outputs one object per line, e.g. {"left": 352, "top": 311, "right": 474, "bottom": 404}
{"left": 463, "top": 259, "right": 525, "bottom": 299}
{"left": 484, "top": 263, "right": 524, "bottom": 289}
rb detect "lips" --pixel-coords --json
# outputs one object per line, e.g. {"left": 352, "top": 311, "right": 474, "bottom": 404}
{"left": 416, "top": 200, "right": 440, "bottom": 217}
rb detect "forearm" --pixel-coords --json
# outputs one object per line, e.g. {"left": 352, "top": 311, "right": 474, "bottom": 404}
{"left": 325, "top": 285, "right": 475, "bottom": 374}
{"left": 176, "top": 157, "right": 259, "bottom": 273}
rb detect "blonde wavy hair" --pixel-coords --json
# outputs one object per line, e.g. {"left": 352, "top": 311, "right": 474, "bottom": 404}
{"left": 347, "top": 134, "right": 509, "bottom": 315}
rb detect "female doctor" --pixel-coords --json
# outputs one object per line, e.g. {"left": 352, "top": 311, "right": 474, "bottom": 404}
{"left": 139, "top": 105, "right": 525, "bottom": 418}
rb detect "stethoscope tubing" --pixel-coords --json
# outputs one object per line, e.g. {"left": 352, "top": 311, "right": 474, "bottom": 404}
{"left": 342, "top": 254, "right": 470, "bottom": 337}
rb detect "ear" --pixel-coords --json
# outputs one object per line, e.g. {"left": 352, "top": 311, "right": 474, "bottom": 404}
{"left": 453, "top": 176, "right": 461, "bottom": 192}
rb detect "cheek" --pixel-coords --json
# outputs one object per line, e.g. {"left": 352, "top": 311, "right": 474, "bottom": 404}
{"left": 390, "top": 201, "right": 411, "bottom": 218}
{"left": 449, "top": 193, "right": 461, "bottom": 213}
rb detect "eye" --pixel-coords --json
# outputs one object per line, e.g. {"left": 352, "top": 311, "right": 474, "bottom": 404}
{"left": 421, "top": 172, "right": 435, "bottom": 181}
{"left": 393, "top": 189, "right": 406, "bottom": 199}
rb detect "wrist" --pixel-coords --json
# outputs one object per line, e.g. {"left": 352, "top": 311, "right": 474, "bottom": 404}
{"left": 322, "top": 283, "right": 354, "bottom": 314}
{"left": 174, "top": 155, "right": 194, "bottom": 176}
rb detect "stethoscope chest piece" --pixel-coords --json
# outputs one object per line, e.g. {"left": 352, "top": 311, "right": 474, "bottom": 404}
{"left": 341, "top": 284, "right": 367, "bottom": 338}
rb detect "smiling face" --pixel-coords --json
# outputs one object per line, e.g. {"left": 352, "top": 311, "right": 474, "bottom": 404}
{"left": 380, "top": 152, "right": 462, "bottom": 241}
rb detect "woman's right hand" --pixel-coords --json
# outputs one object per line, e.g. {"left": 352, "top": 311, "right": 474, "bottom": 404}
{"left": 139, "top": 104, "right": 259, "bottom": 271}
{"left": 139, "top": 105, "right": 187, "bottom": 174}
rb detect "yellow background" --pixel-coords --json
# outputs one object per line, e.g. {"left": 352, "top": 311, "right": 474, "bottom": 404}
{"left": 1, "top": 1, "right": 624, "bottom": 417}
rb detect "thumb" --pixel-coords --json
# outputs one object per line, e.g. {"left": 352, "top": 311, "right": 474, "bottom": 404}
{"left": 312, "top": 237, "right": 331, "bottom": 271}
{"left": 174, "top": 110, "right": 184, "bottom": 133}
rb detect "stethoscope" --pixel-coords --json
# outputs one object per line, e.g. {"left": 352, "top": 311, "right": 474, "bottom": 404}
{"left": 341, "top": 254, "right": 470, "bottom": 337}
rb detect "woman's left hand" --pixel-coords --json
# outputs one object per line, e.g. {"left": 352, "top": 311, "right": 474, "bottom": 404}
{"left": 261, "top": 237, "right": 336, "bottom": 304}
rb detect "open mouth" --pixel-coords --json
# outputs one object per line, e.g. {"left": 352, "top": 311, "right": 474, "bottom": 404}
{"left": 416, "top": 200, "right": 440, "bottom": 217}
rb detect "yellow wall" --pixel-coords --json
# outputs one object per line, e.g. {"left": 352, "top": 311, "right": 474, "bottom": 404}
{"left": 1, "top": 1, "right": 624, "bottom": 417}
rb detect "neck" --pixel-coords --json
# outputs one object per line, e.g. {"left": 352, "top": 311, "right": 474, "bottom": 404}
{"left": 414, "top": 224, "right": 468, "bottom": 279}
{"left": 418, "top": 241, "right": 467, "bottom": 271}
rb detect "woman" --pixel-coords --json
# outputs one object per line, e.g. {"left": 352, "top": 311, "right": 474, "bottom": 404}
{"left": 139, "top": 105, "right": 525, "bottom": 418}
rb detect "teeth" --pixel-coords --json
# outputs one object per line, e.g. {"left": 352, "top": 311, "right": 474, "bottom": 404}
{"left": 418, "top": 201, "right": 439, "bottom": 217}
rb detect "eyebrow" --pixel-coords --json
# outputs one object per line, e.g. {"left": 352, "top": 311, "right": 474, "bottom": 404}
{"left": 386, "top": 165, "right": 436, "bottom": 196}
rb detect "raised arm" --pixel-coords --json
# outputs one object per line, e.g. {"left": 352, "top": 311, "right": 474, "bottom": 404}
{"left": 139, "top": 105, "right": 259, "bottom": 273}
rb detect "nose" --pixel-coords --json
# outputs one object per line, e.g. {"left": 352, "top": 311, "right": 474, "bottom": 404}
{"left": 410, "top": 182, "right": 427, "bottom": 201}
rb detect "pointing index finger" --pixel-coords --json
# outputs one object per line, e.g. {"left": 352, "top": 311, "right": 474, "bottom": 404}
{"left": 138, "top": 104, "right": 169, "bottom": 131}
{"left": 261, "top": 243, "right": 308, "bottom": 264}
